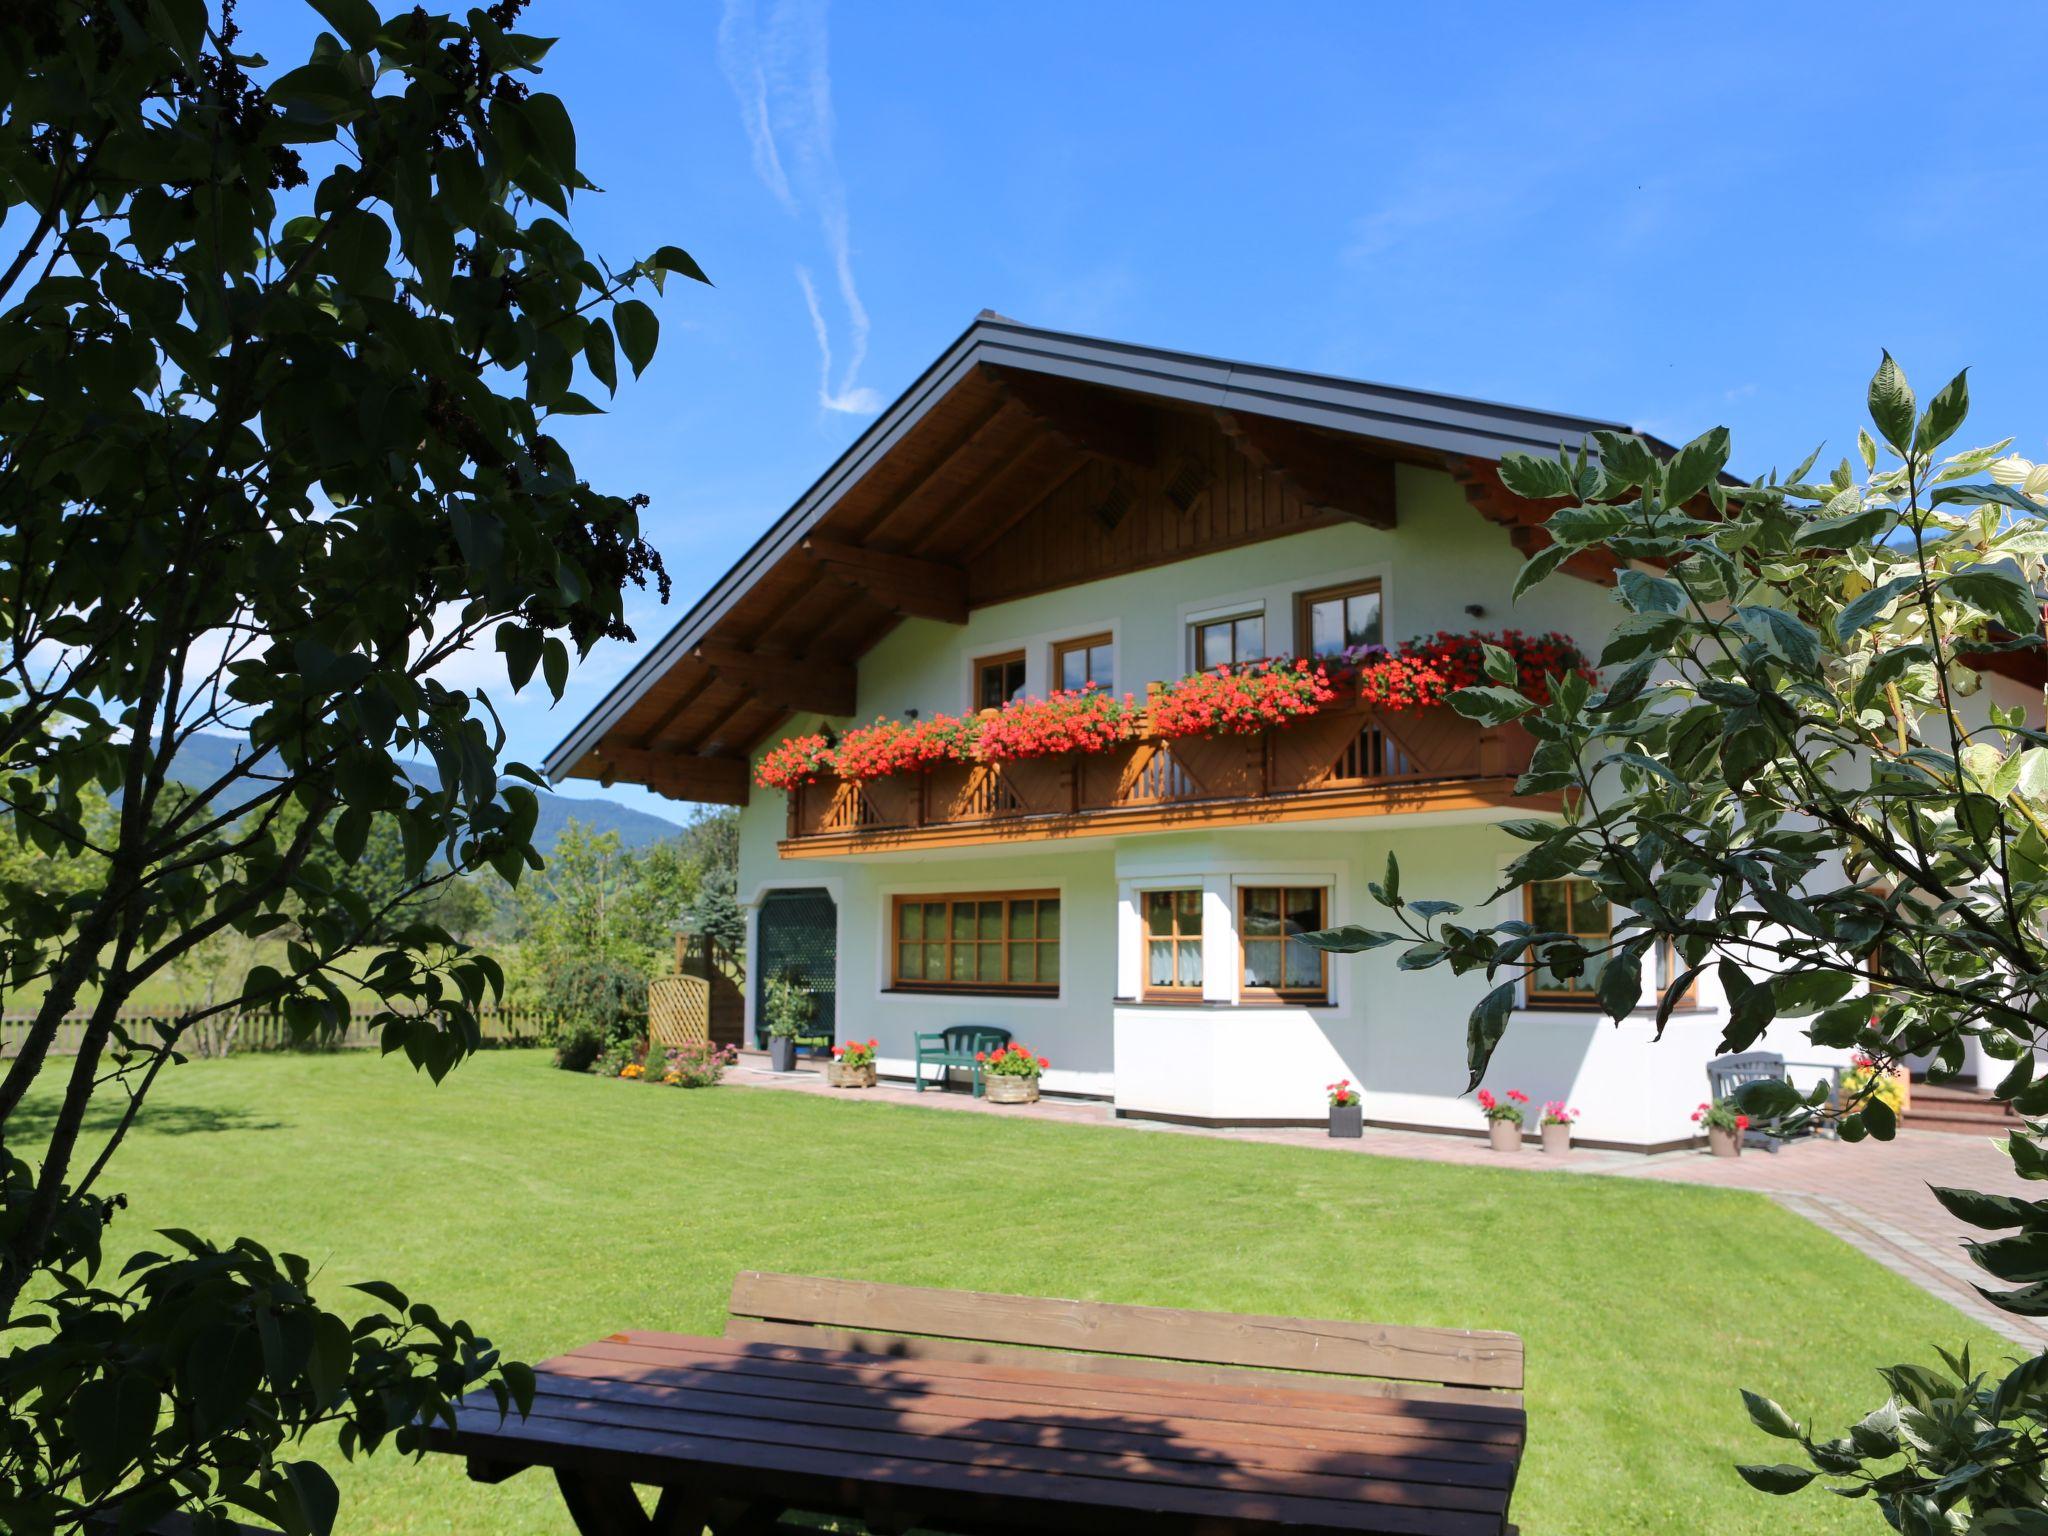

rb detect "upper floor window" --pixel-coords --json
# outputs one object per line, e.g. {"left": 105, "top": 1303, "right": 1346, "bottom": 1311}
{"left": 892, "top": 892, "right": 1060, "bottom": 995}
{"left": 1054, "top": 633, "right": 1115, "bottom": 693}
{"left": 1143, "top": 889, "right": 1204, "bottom": 998}
{"left": 975, "top": 650, "right": 1026, "bottom": 711}
{"left": 1192, "top": 612, "right": 1264, "bottom": 671}
{"left": 1239, "top": 886, "right": 1329, "bottom": 1003}
{"left": 1296, "top": 579, "right": 1383, "bottom": 658}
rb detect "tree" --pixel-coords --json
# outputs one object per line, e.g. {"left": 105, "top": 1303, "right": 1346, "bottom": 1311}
{"left": 1309, "top": 356, "right": 2048, "bottom": 1527}
{"left": 0, "top": 3, "right": 705, "bottom": 1530}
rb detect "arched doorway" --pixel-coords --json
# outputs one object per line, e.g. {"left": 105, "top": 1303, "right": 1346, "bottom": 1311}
{"left": 753, "top": 887, "right": 838, "bottom": 1049}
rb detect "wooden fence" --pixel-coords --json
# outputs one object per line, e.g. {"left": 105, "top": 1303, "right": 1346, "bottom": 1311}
{"left": 0, "top": 1004, "right": 562, "bottom": 1059}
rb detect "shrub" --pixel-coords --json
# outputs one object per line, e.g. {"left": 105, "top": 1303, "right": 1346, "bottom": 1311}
{"left": 762, "top": 972, "right": 816, "bottom": 1040}
{"left": 661, "top": 1041, "right": 739, "bottom": 1086}
{"left": 541, "top": 958, "right": 650, "bottom": 1071}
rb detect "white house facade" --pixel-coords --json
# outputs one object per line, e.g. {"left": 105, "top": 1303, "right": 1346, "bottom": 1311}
{"left": 549, "top": 316, "right": 2010, "bottom": 1151}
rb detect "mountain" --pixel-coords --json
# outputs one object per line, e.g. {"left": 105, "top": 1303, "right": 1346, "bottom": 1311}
{"left": 162, "top": 732, "right": 686, "bottom": 852}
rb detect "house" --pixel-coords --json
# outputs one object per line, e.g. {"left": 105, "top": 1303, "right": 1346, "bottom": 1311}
{"left": 547, "top": 314, "right": 1893, "bottom": 1152}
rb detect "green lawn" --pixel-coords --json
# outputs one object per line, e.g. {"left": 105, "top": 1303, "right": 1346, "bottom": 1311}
{"left": 60, "top": 1050, "right": 2008, "bottom": 1535}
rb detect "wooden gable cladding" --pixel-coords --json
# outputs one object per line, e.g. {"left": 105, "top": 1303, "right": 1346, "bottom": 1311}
{"left": 964, "top": 402, "right": 1390, "bottom": 608}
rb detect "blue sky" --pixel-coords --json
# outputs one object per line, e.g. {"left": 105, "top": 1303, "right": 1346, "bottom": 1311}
{"left": 284, "top": 1, "right": 2048, "bottom": 824}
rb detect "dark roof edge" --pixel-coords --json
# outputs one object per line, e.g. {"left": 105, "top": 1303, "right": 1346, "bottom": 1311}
{"left": 544, "top": 316, "right": 1641, "bottom": 781}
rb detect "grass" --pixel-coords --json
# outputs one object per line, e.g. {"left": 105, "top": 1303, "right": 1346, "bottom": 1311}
{"left": 65, "top": 1050, "right": 2010, "bottom": 1536}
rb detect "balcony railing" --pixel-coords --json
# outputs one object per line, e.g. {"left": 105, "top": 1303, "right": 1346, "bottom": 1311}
{"left": 778, "top": 697, "right": 1543, "bottom": 856}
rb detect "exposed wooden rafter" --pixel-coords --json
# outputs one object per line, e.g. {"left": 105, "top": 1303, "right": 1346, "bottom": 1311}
{"left": 1215, "top": 411, "right": 1396, "bottom": 529}
{"left": 981, "top": 365, "right": 1157, "bottom": 470}
{"left": 692, "top": 642, "right": 856, "bottom": 717}
{"left": 589, "top": 746, "right": 749, "bottom": 806}
{"left": 801, "top": 534, "right": 967, "bottom": 624}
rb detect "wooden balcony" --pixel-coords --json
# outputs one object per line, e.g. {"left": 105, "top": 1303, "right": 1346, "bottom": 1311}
{"left": 778, "top": 698, "right": 1547, "bottom": 858}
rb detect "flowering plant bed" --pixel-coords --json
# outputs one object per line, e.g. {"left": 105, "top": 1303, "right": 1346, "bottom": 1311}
{"left": 975, "top": 686, "right": 1141, "bottom": 762}
{"left": 833, "top": 715, "right": 980, "bottom": 780}
{"left": 756, "top": 733, "right": 835, "bottom": 790}
{"left": 661, "top": 1041, "right": 738, "bottom": 1087}
{"left": 1327, "top": 1079, "right": 1360, "bottom": 1108}
{"left": 1151, "top": 660, "right": 1337, "bottom": 738}
{"left": 828, "top": 1037, "right": 881, "bottom": 1088}
{"left": 1345, "top": 630, "right": 1593, "bottom": 713}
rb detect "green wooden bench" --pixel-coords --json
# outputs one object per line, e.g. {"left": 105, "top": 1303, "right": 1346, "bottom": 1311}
{"left": 912, "top": 1024, "right": 1011, "bottom": 1096}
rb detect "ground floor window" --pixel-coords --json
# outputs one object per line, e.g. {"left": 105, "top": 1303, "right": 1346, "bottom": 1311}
{"left": 1239, "top": 886, "right": 1328, "bottom": 1002}
{"left": 1525, "top": 879, "right": 1694, "bottom": 1007}
{"left": 892, "top": 892, "right": 1060, "bottom": 995}
{"left": 1143, "top": 889, "right": 1204, "bottom": 999}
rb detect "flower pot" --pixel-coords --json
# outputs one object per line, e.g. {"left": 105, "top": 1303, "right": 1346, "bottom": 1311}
{"left": 826, "top": 1060, "right": 875, "bottom": 1089}
{"left": 1488, "top": 1120, "right": 1522, "bottom": 1153}
{"left": 1708, "top": 1124, "right": 1741, "bottom": 1158}
{"left": 1540, "top": 1123, "right": 1572, "bottom": 1155}
{"left": 1328, "top": 1102, "right": 1363, "bottom": 1139}
{"left": 984, "top": 1074, "right": 1040, "bottom": 1105}
{"left": 767, "top": 1036, "right": 796, "bottom": 1073}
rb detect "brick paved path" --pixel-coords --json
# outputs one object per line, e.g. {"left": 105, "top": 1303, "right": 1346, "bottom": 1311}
{"left": 729, "top": 1057, "right": 2045, "bottom": 1345}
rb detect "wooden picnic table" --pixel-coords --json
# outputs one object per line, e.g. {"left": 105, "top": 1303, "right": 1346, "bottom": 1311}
{"left": 423, "top": 1326, "right": 1526, "bottom": 1535}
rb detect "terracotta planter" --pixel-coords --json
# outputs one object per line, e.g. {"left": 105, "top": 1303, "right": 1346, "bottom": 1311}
{"left": 984, "top": 1074, "right": 1040, "bottom": 1105}
{"left": 826, "top": 1060, "right": 875, "bottom": 1089}
{"left": 1708, "top": 1124, "right": 1742, "bottom": 1158}
{"left": 1329, "top": 1102, "right": 1363, "bottom": 1139}
{"left": 766, "top": 1036, "right": 796, "bottom": 1073}
{"left": 1488, "top": 1120, "right": 1522, "bottom": 1153}
{"left": 1540, "top": 1123, "right": 1571, "bottom": 1155}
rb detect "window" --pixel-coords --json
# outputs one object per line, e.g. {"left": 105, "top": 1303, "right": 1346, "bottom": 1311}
{"left": 975, "top": 650, "right": 1026, "bottom": 711}
{"left": 1238, "top": 886, "right": 1328, "bottom": 1002}
{"left": 1296, "top": 580, "right": 1383, "bottom": 658}
{"left": 1525, "top": 879, "right": 1695, "bottom": 1008}
{"left": 1192, "top": 613, "right": 1264, "bottom": 671}
{"left": 1143, "top": 889, "right": 1205, "bottom": 998}
{"left": 892, "top": 892, "right": 1060, "bottom": 994}
{"left": 1054, "top": 633, "right": 1115, "bottom": 692}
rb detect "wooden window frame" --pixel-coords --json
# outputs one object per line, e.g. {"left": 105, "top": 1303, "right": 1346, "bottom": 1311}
{"left": 973, "top": 649, "right": 1027, "bottom": 712}
{"left": 1190, "top": 611, "right": 1266, "bottom": 672}
{"left": 1522, "top": 880, "right": 1696, "bottom": 1009}
{"left": 1052, "top": 632, "right": 1115, "bottom": 693}
{"left": 1237, "top": 886, "right": 1330, "bottom": 1004}
{"left": 1294, "top": 578, "right": 1384, "bottom": 659}
{"left": 1141, "top": 888, "right": 1205, "bottom": 1001}
{"left": 889, "top": 890, "right": 1060, "bottom": 997}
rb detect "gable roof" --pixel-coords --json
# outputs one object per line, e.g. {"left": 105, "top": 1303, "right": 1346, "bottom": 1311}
{"left": 546, "top": 313, "right": 1655, "bottom": 793}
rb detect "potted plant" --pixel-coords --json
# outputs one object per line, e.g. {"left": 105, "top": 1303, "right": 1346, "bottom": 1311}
{"left": 827, "top": 1037, "right": 879, "bottom": 1088}
{"left": 761, "top": 971, "right": 814, "bottom": 1073}
{"left": 1327, "top": 1079, "right": 1362, "bottom": 1139}
{"left": 1539, "top": 1100, "right": 1579, "bottom": 1154}
{"left": 980, "top": 1043, "right": 1046, "bottom": 1104}
{"left": 1693, "top": 1098, "right": 1749, "bottom": 1157}
{"left": 1477, "top": 1088, "right": 1527, "bottom": 1152}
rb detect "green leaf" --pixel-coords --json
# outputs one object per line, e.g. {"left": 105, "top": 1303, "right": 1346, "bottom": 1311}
{"left": 583, "top": 317, "right": 617, "bottom": 395}
{"left": 1917, "top": 367, "right": 1969, "bottom": 453}
{"left": 1497, "top": 452, "right": 1575, "bottom": 500}
{"left": 1465, "top": 981, "right": 1518, "bottom": 1092}
{"left": 1931, "top": 1185, "right": 2048, "bottom": 1230}
{"left": 1298, "top": 924, "right": 1401, "bottom": 952}
{"left": 652, "top": 244, "right": 712, "bottom": 285}
{"left": 1736, "top": 605, "right": 1821, "bottom": 673}
{"left": 1868, "top": 350, "right": 1917, "bottom": 451}
{"left": 1741, "top": 1389, "right": 1802, "bottom": 1440}
{"left": 1512, "top": 544, "right": 1569, "bottom": 600}
{"left": 1480, "top": 642, "right": 1518, "bottom": 685}
{"left": 1596, "top": 947, "right": 1642, "bottom": 1020}
{"left": 1837, "top": 575, "right": 1923, "bottom": 641}
{"left": 307, "top": 0, "right": 381, "bottom": 47}
{"left": 1945, "top": 561, "right": 2040, "bottom": 636}
{"left": 1449, "top": 686, "right": 1536, "bottom": 726}
{"left": 1618, "top": 569, "right": 1686, "bottom": 614}
{"left": 1736, "top": 1463, "right": 1817, "bottom": 1494}
{"left": 1663, "top": 425, "right": 1731, "bottom": 507}
{"left": 613, "top": 299, "right": 659, "bottom": 379}
{"left": 1793, "top": 502, "right": 1891, "bottom": 549}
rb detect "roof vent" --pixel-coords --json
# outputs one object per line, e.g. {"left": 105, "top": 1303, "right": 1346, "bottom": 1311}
{"left": 1090, "top": 476, "right": 1135, "bottom": 532}
{"left": 1164, "top": 455, "right": 1214, "bottom": 514}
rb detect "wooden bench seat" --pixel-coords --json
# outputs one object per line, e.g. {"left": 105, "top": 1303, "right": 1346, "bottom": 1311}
{"left": 724, "top": 1270, "right": 1524, "bottom": 1411}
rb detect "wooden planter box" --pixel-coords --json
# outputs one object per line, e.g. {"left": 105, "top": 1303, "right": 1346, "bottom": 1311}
{"left": 826, "top": 1061, "right": 876, "bottom": 1089}
{"left": 984, "top": 1075, "right": 1040, "bottom": 1105}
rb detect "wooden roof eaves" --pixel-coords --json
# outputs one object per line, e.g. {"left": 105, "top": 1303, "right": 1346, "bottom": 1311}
{"left": 547, "top": 315, "right": 1656, "bottom": 782}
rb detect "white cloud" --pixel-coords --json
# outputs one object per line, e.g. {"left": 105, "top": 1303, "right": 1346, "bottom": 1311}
{"left": 718, "top": 0, "right": 880, "bottom": 416}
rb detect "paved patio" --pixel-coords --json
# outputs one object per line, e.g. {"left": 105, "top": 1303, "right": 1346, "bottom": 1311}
{"left": 729, "top": 1056, "right": 2046, "bottom": 1347}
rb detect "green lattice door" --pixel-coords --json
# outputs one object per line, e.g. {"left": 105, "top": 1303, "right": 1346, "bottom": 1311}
{"left": 754, "top": 887, "right": 838, "bottom": 1049}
